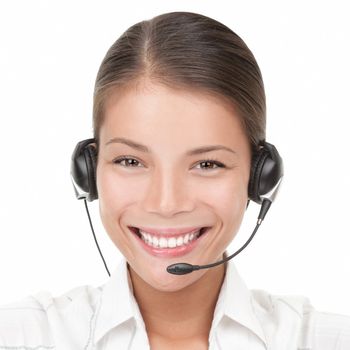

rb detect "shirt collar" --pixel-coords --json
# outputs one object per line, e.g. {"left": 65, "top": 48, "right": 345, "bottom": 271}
{"left": 94, "top": 258, "right": 267, "bottom": 346}
{"left": 212, "top": 261, "right": 267, "bottom": 346}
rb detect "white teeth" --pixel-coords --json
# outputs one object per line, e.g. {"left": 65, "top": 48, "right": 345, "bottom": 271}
{"left": 184, "top": 233, "right": 189, "bottom": 244}
{"left": 152, "top": 236, "right": 159, "bottom": 247}
{"left": 138, "top": 228, "right": 203, "bottom": 249}
{"left": 168, "top": 237, "right": 176, "bottom": 248}
{"left": 176, "top": 236, "right": 183, "bottom": 246}
{"left": 159, "top": 237, "right": 168, "bottom": 248}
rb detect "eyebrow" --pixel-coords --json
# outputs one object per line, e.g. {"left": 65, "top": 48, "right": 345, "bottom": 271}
{"left": 105, "top": 137, "right": 236, "bottom": 156}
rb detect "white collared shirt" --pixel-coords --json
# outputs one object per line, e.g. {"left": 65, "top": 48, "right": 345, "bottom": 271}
{"left": 1, "top": 258, "right": 350, "bottom": 349}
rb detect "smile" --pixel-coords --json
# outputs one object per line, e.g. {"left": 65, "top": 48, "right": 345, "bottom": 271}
{"left": 128, "top": 226, "right": 210, "bottom": 256}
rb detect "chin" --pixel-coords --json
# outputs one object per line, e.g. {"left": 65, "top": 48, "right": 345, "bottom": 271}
{"left": 131, "top": 261, "right": 207, "bottom": 293}
{"left": 151, "top": 275, "right": 204, "bottom": 293}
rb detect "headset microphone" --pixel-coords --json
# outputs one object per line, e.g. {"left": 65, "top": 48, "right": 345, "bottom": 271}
{"left": 71, "top": 139, "right": 283, "bottom": 278}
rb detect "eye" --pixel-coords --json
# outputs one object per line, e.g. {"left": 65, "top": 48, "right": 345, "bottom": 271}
{"left": 195, "top": 159, "right": 226, "bottom": 170}
{"left": 113, "top": 156, "right": 142, "bottom": 167}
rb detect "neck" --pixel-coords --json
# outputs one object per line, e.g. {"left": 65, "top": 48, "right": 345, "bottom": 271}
{"left": 128, "top": 262, "right": 226, "bottom": 341}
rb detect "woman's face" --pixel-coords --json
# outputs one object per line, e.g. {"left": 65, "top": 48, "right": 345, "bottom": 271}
{"left": 96, "top": 81, "right": 251, "bottom": 292}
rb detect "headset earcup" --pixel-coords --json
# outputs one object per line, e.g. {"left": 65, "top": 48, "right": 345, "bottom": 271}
{"left": 248, "top": 148, "right": 269, "bottom": 204}
{"left": 248, "top": 142, "right": 283, "bottom": 204}
{"left": 71, "top": 138, "right": 98, "bottom": 202}
{"left": 84, "top": 144, "right": 98, "bottom": 201}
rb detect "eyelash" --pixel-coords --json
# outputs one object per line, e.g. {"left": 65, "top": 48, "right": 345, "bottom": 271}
{"left": 112, "top": 156, "right": 226, "bottom": 170}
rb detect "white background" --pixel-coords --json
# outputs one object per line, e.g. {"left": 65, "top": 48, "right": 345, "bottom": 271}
{"left": 0, "top": 0, "right": 349, "bottom": 316}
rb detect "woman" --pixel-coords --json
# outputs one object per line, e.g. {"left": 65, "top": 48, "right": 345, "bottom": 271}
{"left": 1, "top": 11, "right": 349, "bottom": 350}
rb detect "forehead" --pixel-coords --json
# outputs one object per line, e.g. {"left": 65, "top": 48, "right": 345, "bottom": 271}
{"left": 100, "top": 82, "right": 249, "bottom": 150}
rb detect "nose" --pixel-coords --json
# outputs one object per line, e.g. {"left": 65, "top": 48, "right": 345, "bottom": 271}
{"left": 141, "top": 166, "right": 195, "bottom": 217}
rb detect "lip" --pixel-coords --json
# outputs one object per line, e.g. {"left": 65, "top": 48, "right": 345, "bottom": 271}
{"left": 128, "top": 226, "right": 210, "bottom": 258}
{"left": 135, "top": 226, "right": 204, "bottom": 236}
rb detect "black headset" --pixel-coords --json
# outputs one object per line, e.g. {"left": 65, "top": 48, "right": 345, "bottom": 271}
{"left": 71, "top": 138, "right": 283, "bottom": 205}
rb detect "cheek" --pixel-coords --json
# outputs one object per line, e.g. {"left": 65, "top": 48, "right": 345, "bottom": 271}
{"left": 96, "top": 166, "right": 135, "bottom": 254}
{"left": 97, "top": 164, "right": 144, "bottom": 215}
{"left": 203, "top": 173, "right": 249, "bottom": 250}
{"left": 204, "top": 170, "right": 248, "bottom": 214}
{"left": 223, "top": 180, "right": 247, "bottom": 220}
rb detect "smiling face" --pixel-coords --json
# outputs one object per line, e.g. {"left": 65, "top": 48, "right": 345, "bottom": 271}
{"left": 96, "top": 81, "right": 251, "bottom": 292}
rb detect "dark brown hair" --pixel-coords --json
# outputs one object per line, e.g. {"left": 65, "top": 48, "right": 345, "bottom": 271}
{"left": 92, "top": 11, "right": 266, "bottom": 153}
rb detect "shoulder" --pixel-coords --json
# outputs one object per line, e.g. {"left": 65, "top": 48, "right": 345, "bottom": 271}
{"left": 312, "top": 310, "right": 350, "bottom": 349}
{"left": 0, "top": 284, "right": 102, "bottom": 348}
{"left": 0, "top": 294, "right": 54, "bottom": 347}
{"left": 250, "top": 289, "right": 350, "bottom": 349}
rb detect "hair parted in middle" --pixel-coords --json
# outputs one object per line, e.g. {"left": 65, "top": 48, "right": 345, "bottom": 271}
{"left": 92, "top": 11, "right": 266, "bottom": 155}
